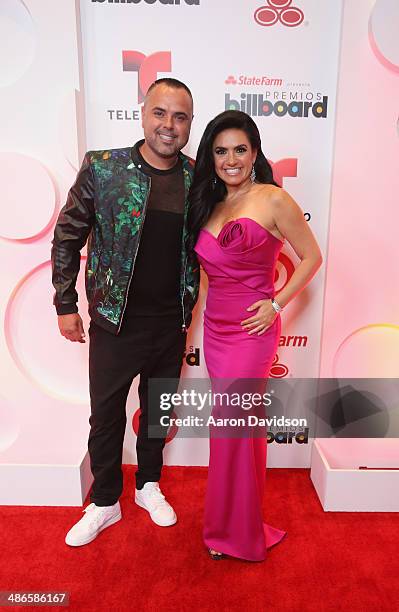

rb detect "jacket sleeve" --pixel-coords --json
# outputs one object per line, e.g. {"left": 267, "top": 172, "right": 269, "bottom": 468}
{"left": 51, "top": 152, "right": 95, "bottom": 315}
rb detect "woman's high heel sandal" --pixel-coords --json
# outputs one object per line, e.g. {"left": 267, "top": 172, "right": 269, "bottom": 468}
{"left": 208, "top": 548, "right": 224, "bottom": 560}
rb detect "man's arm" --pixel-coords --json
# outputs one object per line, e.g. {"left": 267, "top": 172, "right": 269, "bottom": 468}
{"left": 51, "top": 153, "right": 95, "bottom": 342}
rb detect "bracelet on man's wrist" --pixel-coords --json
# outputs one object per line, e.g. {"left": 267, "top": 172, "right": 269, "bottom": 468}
{"left": 271, "top": 298, "right": 283, "bottom": 313}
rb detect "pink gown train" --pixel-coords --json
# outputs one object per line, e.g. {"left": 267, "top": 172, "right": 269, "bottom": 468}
{"left": 194, "top": 217, "right": 287, "bottom": 561}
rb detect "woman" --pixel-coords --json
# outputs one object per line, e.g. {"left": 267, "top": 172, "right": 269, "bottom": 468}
{"left": 188, "top": 110, "right": 322, "bottom": 561}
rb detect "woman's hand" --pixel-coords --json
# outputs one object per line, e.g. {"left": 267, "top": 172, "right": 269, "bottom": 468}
{"left": 241, "top": 299, "right": 277, "bottom": 335}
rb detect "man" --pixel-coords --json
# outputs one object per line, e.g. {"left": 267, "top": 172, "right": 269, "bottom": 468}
{"left": 51, "top": 78, "right": 199, "bottom": 546}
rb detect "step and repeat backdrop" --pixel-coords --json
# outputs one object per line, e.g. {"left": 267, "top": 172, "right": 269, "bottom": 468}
{"left": 78, "top": 0, "right": 342, "bottom": 467}
{"left": 1, "top": 0, "right": 397, "bottom": 474}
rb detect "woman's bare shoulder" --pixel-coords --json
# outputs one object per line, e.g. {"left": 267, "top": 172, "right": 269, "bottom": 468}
{"left": 255, "top": 183, "right": 291, "bottom": 206}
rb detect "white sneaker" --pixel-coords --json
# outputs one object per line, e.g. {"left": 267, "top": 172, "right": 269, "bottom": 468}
{"left": 65, "top": 501, "right": 122, "bottom": 547}
{"left": 135, "top": 482, "right": 177, "bottom": 527}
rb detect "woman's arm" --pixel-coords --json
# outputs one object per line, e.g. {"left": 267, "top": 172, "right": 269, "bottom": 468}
{"left": 241, "top": 187, "right": 322, "bottom": 335}
{"left": 271, "top": 188, "right": 322, "bottom": 308}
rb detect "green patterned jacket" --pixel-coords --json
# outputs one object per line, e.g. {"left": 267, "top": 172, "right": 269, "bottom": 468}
{"left": 51, "top": 144, "right": 200, "bottom": 334}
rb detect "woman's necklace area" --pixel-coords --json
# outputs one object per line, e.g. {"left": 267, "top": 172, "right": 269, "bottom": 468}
{"left": 223, "top": 180, "right": 255, "bottom": 207}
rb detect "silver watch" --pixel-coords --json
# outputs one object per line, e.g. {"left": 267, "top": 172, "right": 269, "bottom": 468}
{"left": 271, "top": 298, "right": 283, "bottom": 313}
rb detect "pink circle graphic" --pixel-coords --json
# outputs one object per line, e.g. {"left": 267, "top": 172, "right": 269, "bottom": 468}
{"left": 0, "top": 152, "right": 58, "bottom": 242}
{"left": 369, "top": 0, "right": 399, "bottom": 73}
{"left": 4, "top": 259, "right": 90, "bottom": 404}
{"left": 333, "top": 324, "right": 399, "bottom": 378}
{"left": 254, "top": 7, "right": 279, "bottom": 26}
{"left": 0, "top": 0, "right": 36, "bottom": 88}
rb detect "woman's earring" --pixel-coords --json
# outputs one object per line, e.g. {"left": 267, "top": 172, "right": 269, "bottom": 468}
{"left": 250, "top": 165, "right": 256, "bottom": 183}
{"left": 212, "top": 176, "right": 217, "bottom": 189}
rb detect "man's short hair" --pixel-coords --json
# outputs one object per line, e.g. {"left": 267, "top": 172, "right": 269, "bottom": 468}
{"left": 145, "top": 78, "right": 193, "bottom": 102}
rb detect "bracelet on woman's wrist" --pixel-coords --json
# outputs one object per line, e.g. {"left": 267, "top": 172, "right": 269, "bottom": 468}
{"left": 271, "top": 298, "right": 283, "bottom": 313}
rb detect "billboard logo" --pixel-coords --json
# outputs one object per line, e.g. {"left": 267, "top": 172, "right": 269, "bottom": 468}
{"left": 185, "top": 346, "right": 200, "bottom": 366}
{"left": 225, "top": 93, "right": 328, "bottom": 118}
{"left": 122, "top": 50, "right": 171, "bottom": 103}
{"left": 267, "top": 427, "right": 309, "bottom": 444}
{"left": 254, "top": 0, "right": 304, "bottom": 27}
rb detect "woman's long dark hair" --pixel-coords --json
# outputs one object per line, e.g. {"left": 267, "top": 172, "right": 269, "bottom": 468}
{"left": 187, "top": 110, "right": 278, "bottom": 251}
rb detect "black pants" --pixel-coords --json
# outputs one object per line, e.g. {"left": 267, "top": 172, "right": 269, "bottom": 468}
{"left": 88, "top": 316, "right": 186, "bottom": 506}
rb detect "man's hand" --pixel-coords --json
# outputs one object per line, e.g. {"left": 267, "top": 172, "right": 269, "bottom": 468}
{"left": 58, "top": 313, "right": 86, "bottom": 343}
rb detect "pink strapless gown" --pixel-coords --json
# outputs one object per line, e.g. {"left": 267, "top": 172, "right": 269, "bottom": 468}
{"left": 194, "top": 217, "right": 287, "bottom": 561}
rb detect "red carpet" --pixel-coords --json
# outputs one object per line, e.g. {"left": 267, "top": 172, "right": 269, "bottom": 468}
{"left": 0, "top": 466, "right": 398, "bottom": 611}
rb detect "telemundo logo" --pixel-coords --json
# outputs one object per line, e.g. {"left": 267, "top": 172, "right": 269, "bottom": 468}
{"left": 225, "top": 92, "right": 328, "bottom": 118}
